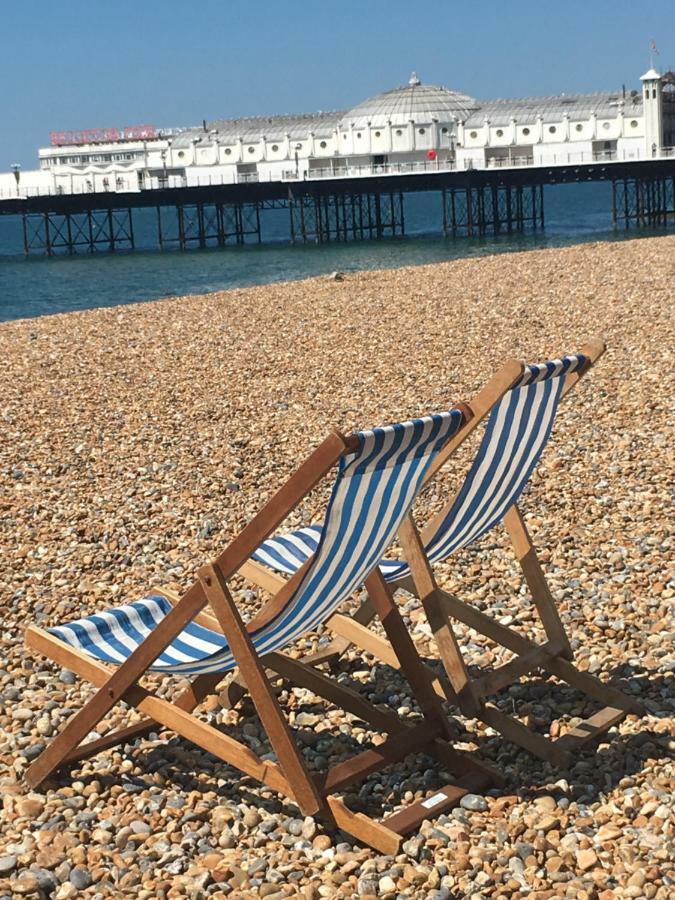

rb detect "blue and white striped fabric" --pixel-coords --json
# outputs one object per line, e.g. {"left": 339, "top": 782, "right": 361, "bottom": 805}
{"left": 49, "top": 409, "right": 463, "bottom": 674}
{"left": 251, "top": 524, "right": 404, "bottom": 580}
{"left": 252, "top": 354, "right": 586, "bottom": 583}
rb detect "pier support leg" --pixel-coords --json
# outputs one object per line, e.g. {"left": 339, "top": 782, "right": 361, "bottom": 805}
{"left": 611, "top": 175, "right": 674, "bottom": 230}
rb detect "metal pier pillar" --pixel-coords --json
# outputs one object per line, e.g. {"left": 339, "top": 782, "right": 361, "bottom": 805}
{"left": 442, "top": 182, "right": 545, "bottom": 238}
{"left": 21, "top": 208, "right": 135, "bottom": 255}
{"left": 289, "top": 191, "right": 404, "bottom": 243}
{"left": 612, "top": 175, "right": 675, "bottom": 229}
{"left": 165, "top": 202, "right": 261, "bottom": 250}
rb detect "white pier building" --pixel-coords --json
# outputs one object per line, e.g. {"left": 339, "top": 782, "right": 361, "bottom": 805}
{"left": 2, "top": 68, "right": 674, "bottom": 197}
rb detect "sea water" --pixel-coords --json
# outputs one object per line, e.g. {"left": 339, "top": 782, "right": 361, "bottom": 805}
{"left": 0, "top": 182, "right": 659, "bottom": 323}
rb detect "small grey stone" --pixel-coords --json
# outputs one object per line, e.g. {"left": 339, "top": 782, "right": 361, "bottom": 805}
{"left": 285, "top": 817, "right": 304, "bottom": 836}
{"left": 451, "top": 808, "right": 470, "bottom": 823}
{"left": 199, "top": 518, "right": 217, "bottom": 539}
{"left": 357, "top": 875, "right": 379, "bottom": 896}
{"left": 402, "top": 836, "right": 423, "bottom": 859}
{"left": 59, "top": 669, "right": 77, "bottom": 684}
{"left": 129, "top": 820, "right": 151, "bottom": 834}
{"left": 459, "top": 793, "right": 488, "bottom": 812}
{"left": 22, "top": 743, "right": 45, "bottom": 762}
{"left": 70, "top": 867, "right": 93, "bottom": 890}
{"left": 516, "top": 842, "right": 535, "bottom": 861}
{"left": 0, "top": 857, "right": 17, "bottom": 876}
{"left": 164, "top": 859, "right": 185, "bottom": 875}
{"left": 32, "top": 868, "right": 57, "bottom": 892}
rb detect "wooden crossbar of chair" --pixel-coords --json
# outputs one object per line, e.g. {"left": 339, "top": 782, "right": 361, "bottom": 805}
{"left": 24, "top": 420, "right": 501, "bottom": 854}
{"left": 236, "top": 340, "right": 643, "bottom": 768}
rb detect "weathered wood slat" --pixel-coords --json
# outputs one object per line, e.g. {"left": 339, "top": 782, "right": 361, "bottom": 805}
{"left": 554, "top": 706, "right": 627, "bottom": 752}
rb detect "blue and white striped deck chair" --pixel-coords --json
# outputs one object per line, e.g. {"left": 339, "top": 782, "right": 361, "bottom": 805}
{"left": 25, "top": 409, "right": 499, "bottom": 853}
{"left": 244, "top": 341, "right": 643, "bottom": 767}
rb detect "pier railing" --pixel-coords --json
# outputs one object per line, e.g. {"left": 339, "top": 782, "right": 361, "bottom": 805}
{"left": 2, "top": 148, "right": 674, "bottom": 200}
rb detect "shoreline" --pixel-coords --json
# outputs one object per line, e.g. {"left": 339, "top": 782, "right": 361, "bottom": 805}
{"left": 1, "top": 225, "right": 671, "bottom": 325}
{"left": 0, "top": 232, "right": 673, "bottom": 328}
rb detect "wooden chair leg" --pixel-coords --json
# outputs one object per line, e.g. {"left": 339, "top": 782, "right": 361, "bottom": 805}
{"left": 423, "top": 590, "right": 481, "bottom": 717}
{"left": 434, "top": 588, "right": 641, "bottom": 713}
{"left": 363, "top": 570, "right": 454, "bottom": 740}
{"left": 503, "top": 505, "right": 573, "bottom": 659}
{"left": 264, "top": 652, "right": 503, "bottom": 786}
{"left": 398, "top": 516, "right": 480, "bottom": 717}
{"left": 198, "top": 564, "right": 323, "bottom": 816}
{"left": 429, "top": 589, "right": 642, "bottom": 764}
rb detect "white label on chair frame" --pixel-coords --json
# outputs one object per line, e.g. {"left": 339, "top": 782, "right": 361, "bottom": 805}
{"left": 421, "top": 791, "right": 448, "bottom": 809}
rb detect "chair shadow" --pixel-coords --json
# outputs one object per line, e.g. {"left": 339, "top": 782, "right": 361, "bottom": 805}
{"left": 53, "top": 658, "right": 670, "bottom": 849}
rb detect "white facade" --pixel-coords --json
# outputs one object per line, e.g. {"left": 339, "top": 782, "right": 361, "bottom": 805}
{"left": 3, "top": 69, "right": 674, "bottom": 198}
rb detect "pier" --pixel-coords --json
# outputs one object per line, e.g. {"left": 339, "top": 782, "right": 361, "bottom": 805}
{"left": 1, "top": 157, "right": 673, "bottom": 255}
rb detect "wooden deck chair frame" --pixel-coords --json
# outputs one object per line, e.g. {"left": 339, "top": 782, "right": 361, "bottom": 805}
{"left": 25, "top": 426, "right": 501, "bottom": 855}
{"left": 234, "top": 340, "right": 643, "bottom": 768}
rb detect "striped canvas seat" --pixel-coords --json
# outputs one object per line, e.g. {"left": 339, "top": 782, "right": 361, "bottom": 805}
{"left": 251, "top": 524, "right": 404, "bottom": 580}
{"left": 252, "top": 354, "right": 586, "bottom": 583}
{"left": 50, "top": 410, "right": 463, "bottom": 675}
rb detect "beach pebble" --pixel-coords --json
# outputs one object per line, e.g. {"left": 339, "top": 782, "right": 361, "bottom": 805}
{"left": 460, "top": 794, "right": 488, "bottom": 812}
{"left": 0, "top": 856, "right": 17, "bottom": 875}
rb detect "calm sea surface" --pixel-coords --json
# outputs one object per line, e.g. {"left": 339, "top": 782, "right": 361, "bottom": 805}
{"left": 0, "top": 182, "right": 659, "bottom": 323}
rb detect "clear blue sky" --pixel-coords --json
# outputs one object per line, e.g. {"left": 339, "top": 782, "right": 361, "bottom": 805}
{"left": 2, "top": 0, "right": 672, "bottom": 170}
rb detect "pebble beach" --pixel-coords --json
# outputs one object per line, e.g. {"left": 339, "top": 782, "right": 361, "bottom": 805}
{"left": 0, "top": 235, "right": 673, "bottom": 898}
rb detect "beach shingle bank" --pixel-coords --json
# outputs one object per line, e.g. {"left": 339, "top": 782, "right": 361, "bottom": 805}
{"left": 0, "top": 236, "right": 673, "bottom": 897}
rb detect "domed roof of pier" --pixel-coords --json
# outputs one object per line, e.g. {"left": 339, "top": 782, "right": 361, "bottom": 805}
{"left": 343, "top": 73, "right": 479, "bottom": 127}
